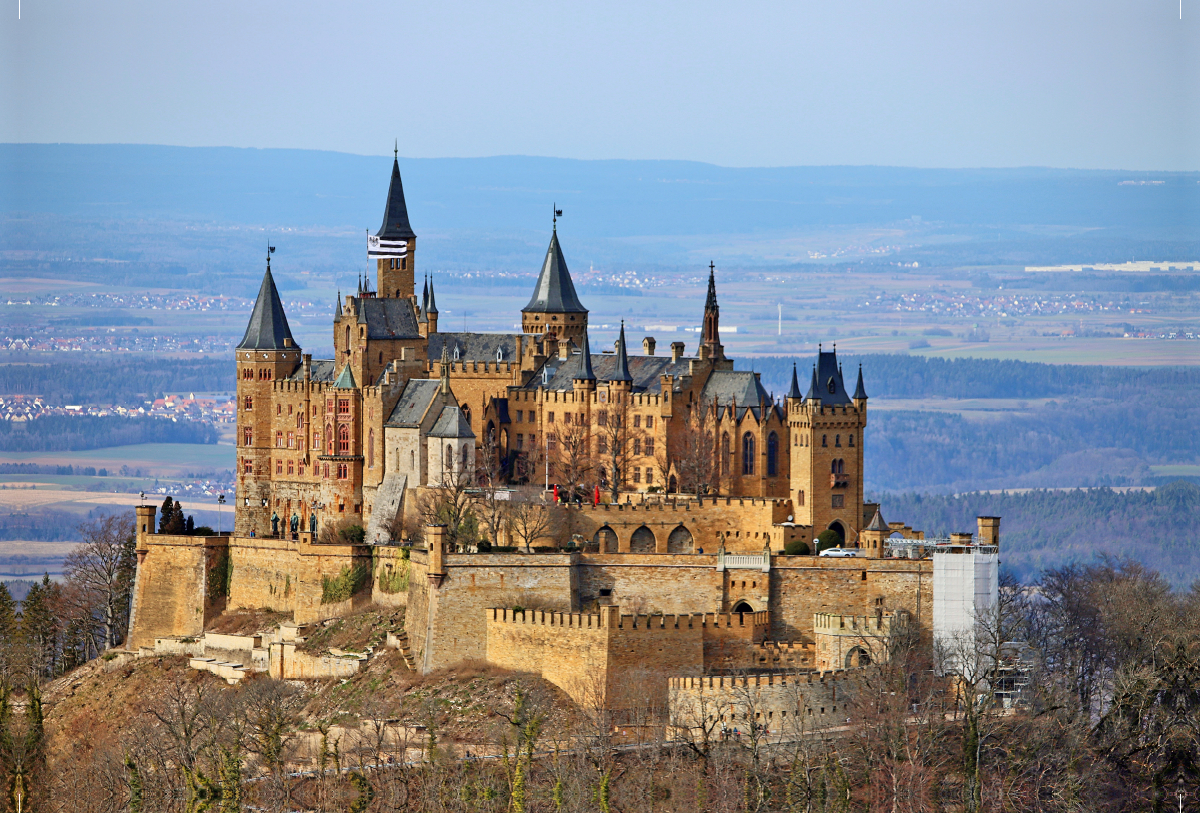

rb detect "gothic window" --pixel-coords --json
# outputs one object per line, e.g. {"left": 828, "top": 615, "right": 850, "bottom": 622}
{"left": 338, "top": 425, "right": 350, "bottom": 454}
{"left": 446, "top": 444, "right": 453, "bottom": 473}
{"left": 742, "top": 433, "right": 755, "bottom": 475}
{"left": 835, "top": 434, "right": 841, "bottom": 447}
{"left": 243, "top": 428, "right": 253, "bottom": 446}
{"left": 822, "top": 435, "right": 828, "bottom": 447}
{"left": 368, "top": 429, "right": 374, "bottom": 468}
{"left": 797, "top": 489, "right": 805, "bottom": 506}
{"left": 721, "top": 433, "right": 731, "bottom": 475}
{"left": 838, "top": 459, "right": 846, "bottom": 474}
{"left": 848, "top": 433, "right": 855, "bottom": 447}
{"left": 460, "top": 445, "right": 468, "bottom": 469}
{"left": 296, "top": 414, "right": 303, "bottom": 428}
{"left": 244, "top": 396, "right": 253, "bottom": 410}
{"left": 767, "top": 432, "right": 779, "bottom": 477}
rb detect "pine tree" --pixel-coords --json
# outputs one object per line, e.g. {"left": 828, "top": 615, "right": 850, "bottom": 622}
{"left": 159, "top": 496, "right": 174, "bottom": 534}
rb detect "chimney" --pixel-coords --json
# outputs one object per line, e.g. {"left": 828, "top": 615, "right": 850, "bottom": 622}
{"left": 558, "top": 340, "right": 571, "bottom": 360}
{"left": 671, "top": 341, "right": 685, "bottom": 362}
{"left": 642, "top": 337, "right": 656, "bottom": 356}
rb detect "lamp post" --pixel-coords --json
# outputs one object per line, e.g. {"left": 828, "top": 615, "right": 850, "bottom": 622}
{"left": 217, "top": 494, "right": 226, "bottom": 535}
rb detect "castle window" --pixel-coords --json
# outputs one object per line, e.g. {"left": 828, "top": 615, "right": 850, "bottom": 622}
{"left": 287, "top": 404, "right": 293, "bottom": 416}
{"left": 832, "top": 495, "right": 845, "bottom": 508}
{"left": 401, "top": 257, "right": 406, "bottom": 270}
{"left": 276, "top": 460, "right": 283, "bottom": 474}
{"left": 275, "top": 431, "right": 284, "bottom": 448}
{"left": 516, "top": 434, "right": 524, "bottom": 451}
{"left": 445, "top": 444, "right": 453, "bottom": 474}
{"left": 835, "top": 434, "right": 841, "bottom": 447}
{"left": 338, "top": 425, "right": 350, "bottom": 453}
{"left": 298, "top": 461, "right": 305, "bottom": 476}
{"left": 645, "top": 438, "right": 654, "bottom": 456}
{"left": 721, "top": 433, "right": 731, "bottom": 475}
{"left": 338, "top": 399, "right": 350, "bottom": 415}
{"left": 798, "top": 489, "right": 805, "bottom": 506}
{"left": 243, "top": 428, "right": 253, "bottom": 446}
{"left": 287, "top": 432, "right": 295, "bottom": 449}
{"left": 277, "top": 404, "right": 282, "bottom": 416}
{"left": 379, "top": 351, "right": 383, "bottom": 364}
{"left": 327, "top": 424, "right": 334, "bottom": 454}
{"left": 645, "top": 415, "right": 654, "bottom": 429}
{"left": 597, "top": 436, "right": 607, "bottom": 454}
{"left": 516, "top": 410, "right": 523, "bottom": 423}
{"left": 848, "top": 434, "right": 855, "bottom": 447}
{"left": 243, "top": 459, "right": 252, "bottom": 474}
{"left": 547, "top": 411, "right": 554, "bottom": 423}
{"left": 462, "top": 404, "right": 471, "bottom": 424}
{"left": 597, "top": 411, "right": 607, "bottom": 427}
{"left": 547, "top": 433, "right": 557, "bottom": 452}
{"left": 461, "top": 445, "right": 469, "bottom": 469}
{"left": 822, "top": 435, "right": 828, "bottom": 447}
{"left": 287, "top": 460, "right": 294, "bottom": 475}
{"left": 633, "top": 469, "right": 641, "bottom": 484}
{"left": 314, "top": 430, "right": 322, "bottom": 450}
{"left": 633, "top": 415, "right": 641, "bottom": 428}
{"left": 767, "top": 432, "right": 779, "bottom": 477}
{"left": 645, "top": 469, "right": 654, "bottom": 484}
{"left": 296, "top": 414, "right": 303, "bottom": 428}
{"left": 244, "top": 396, "right": 253, "bottom": 410}
{"left": 633, "top": 438, "right": 642, "bottom": 455}
{"left": 368, "top": 429, "right": 374, "bottom": 468}
{"left": 337, "top": 464, "right": 348, "bottom": 480}
{"left": 322, "top": 464, "right": 329, "bottom": 479}
{"left": 741, "top": 433, "right": 755, "bottom": 475}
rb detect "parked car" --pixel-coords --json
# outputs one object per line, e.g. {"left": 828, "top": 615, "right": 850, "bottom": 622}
{"left": 818, "top": 547, "right": 865, "bottom": 558}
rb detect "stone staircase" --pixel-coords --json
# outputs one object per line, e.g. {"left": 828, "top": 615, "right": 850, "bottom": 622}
{"left": 387, "top": 629, "right": 417, "bottom": 671}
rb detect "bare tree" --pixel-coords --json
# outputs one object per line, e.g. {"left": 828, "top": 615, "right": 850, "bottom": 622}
{"left": 506, "top": 488, "right": 559, "bottom": 552}
{"left": 597, "top": 394, "right": 634, "bottom": 500}
{"left": 416, "top": 465, "right": 481, "bottom": 548}
{"left": 61, "top": 513, "right": 137, "bottom": 652}
{"left": 658, "top": 398, "right": 717, "bottom": 497}
{"left": 551, "top": 414, "right": 595, "bottom": 501}
{"left": 474, "top": 428, "right": 510, "bottom": 546}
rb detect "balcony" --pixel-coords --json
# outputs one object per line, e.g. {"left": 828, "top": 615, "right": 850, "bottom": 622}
{"left": 830, "top": 473, "right": 850, "bottom": 489}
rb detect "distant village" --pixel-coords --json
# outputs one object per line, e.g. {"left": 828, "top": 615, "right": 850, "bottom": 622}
{"left": 0, "top": 393, "right": 236, "bottom": 424}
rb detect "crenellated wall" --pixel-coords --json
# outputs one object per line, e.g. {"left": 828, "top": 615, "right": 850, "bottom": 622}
{"left": 669, "top": 671, "right": 854, "bottom": 737}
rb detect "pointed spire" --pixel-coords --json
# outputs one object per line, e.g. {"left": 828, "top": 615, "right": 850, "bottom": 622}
{"left": 853, "top": 364, "right": 868, "bottom": 400}
{"left": 805, "top": 364, "right": 820, "bottom": 401}
{"left": 422, "top": 275, "right": 429, "bottom": 310}
{"left": 575, "top": 331, "right": 596, "bottom": 381}
{"left": 237, "top": 264, "right": 296, "bottom": 351}
{"left": 335, "top": 290, "right": 342, "bottom": 317}
{"left": 867, "top": 508, "right": 888, "bottom": 532}
{"left": 376, "top": 153, "right": 416, "bottom": 241}
{"left": 426, "top": 275, "right": 438, "bottom": 314}
{"left": 787, "top": 363, "right": 802, "bottom": 399}
{"left": 705, "top": 261, "right": 718, "bottom": 310}
{"left": 333, "top": 364, "right": 356, "bottom": 389}
{"left": 701, "top": 261, "right": 721, "bottom": 350}
{"left": 439, "top": 343, "right": 451, "bottom": 395}
{"left": 523, "top": 230, "right": 587, "bottom": 314}
{"left": 609, "top": 321, "right": 633, "bottom": 383}
{"left": 357, "top": 274, "right": 363, "bottom": 296}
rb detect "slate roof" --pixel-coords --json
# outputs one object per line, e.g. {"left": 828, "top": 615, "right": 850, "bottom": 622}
{"left": 576, "top": 331, "right": 596, "bottom": 381}
{"left": 354, "top": 297, "right": 422, "bottom": 340}
{"left": 376, "top": 157, "right": 416, "bottom": 241}
{"left": 522, "top": 352, "right": 695, "bottom": 394}
{"left": 609, "top": 323, "right": 633, "bottom": 383}
{"left": 811, "top": 348, "right": 852, "bottom": 406}
{"left": 700, "top": 370, "right": 772, "bottom": 410}
{"left": 853, "top": 364, "right": 868, "bottom": 400}
{"left": 522, "top": 230, "right": 587, "bottom": 314}
{"left": 237, "top": 266, "right": 296, "bottom": 351}
{"left": 428, "top": 332, "right": 521, "bottom": 363}
{"left": 866, "top": 508, "right": 889, "bottom": 532}
{"left": 385, "top": 379, "right": 441, "bottom": 428}
{"left": 787, "top": 363, "right": 802, "bottom": 399}
{"left": 429, "top": 405, "right": 475, "bottom": 439}
{"left": 286, "top": 359, "right": 337, "bottom": 383}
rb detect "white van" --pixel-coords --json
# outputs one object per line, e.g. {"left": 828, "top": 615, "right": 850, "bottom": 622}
{"left": 818, "top": 547, "right": 865, "bottom": 558}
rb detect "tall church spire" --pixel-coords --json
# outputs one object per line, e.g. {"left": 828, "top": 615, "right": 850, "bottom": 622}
{"left": 701, "top": 261, "right": 722, "bottom": 355}
{"left": 376, "top": 155, "right": 416, "bottom": 241}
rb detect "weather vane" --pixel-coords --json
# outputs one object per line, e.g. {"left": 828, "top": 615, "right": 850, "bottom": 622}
{"left": 553, "top": 203, "right": 563, "bottom": 230}
{"left": 266, "top": 243, "right": 275, "bottom": 268}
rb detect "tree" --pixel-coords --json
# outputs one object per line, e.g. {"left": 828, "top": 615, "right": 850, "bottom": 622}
{"left": 159, "top": 497, "right": 185, "bottom": 535}
{"left": 658, "top": 398, "right": 716, "bottom": 497}
{"left": 598, "top": 394, "right": 634, "bottom": 500}
{"left": 506, "top": 489, "right": 559, "bottom": 552}
{"left": 416, "top": 466, "right": 481, "bottom": 548}
{"left": 474, "top": 427, "right": 511, "bottom": 546}
{"left": 551, "top": 416, "right": 595, "bottom": 502}
{"left": 61, "top": 513, "right": 138, "bottom": 652}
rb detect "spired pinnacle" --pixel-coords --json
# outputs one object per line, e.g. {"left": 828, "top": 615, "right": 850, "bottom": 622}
{"left": 427, "top": 275, "right": 438, "bottom": 314}
{"left": 609, "top": 321, "right": 633, "bottom": 383}
{"left": 854, "top": 363, "right": 868, "bottom": 400}
{"left": 805, "top": 364, "right": 820, "bottom": 401}
{"left": 576, "top": 330, "right": 596, "bottom": 381}
{"left": 787, "top": 363, "right": 802, "bottom": 399}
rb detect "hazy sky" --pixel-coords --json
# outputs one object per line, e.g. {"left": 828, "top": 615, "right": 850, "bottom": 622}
{"left": 3, "top": 1, "right": 1196, "bottom": 170}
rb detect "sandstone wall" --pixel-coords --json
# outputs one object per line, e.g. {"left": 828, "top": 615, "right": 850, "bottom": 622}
{"left": 669, "top": 671, "right": 852, "bottom": 737}
{"left": 485, "top": 608, "right": 610, "bottom": 708}
{"left": 576, "top": 553, "right": 723, "bottom": 614}
{"left": 567, "top": 498, "right": 790, "bottom": 554}
{"left": 127, "top": 533, "right": 213, "bottom": 650}
{"left": 225, "top": 535, "right": 369, "bottom": 624}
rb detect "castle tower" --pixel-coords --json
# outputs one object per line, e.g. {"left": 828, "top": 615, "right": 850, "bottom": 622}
{"left": 235, "top": 258, "right": 302, "bottom": 537}
{"left": 787, "top": 346, "right": 867, "bottom": 546}
{"left": 319, "top": 364, "right": 364, "bottom": 524}
{"left": 572, "top": 330, "right": 597, "bottom": 393}
{"left": 371, "top": 149, "right": 417, "bottom": 301}
{"left": 521, "top": 225, "right": 588, "bottom": 342}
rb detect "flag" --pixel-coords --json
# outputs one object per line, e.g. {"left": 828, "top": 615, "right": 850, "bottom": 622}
{"left": 594, "top": 485, "right": 600, "bottom": 505}
{"left": 367, "top": 234, "right": 409, "bottom": 258}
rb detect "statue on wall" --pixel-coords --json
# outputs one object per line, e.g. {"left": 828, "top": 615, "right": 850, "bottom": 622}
{"left": 310, "top": 512, "right": 318, "bottom": 534}
{"left": 271, "top": 512, "right": 279, "bottom": 536}
{"left": 290, "top": 513, "right": 299, "bottom": 536}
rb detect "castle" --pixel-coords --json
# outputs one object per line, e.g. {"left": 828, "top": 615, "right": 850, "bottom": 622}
{"left": 126, "top": 155, "right": 1001, "bottom": 722}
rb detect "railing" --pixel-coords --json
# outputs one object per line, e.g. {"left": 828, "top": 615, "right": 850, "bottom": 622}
{"left": 717, "top": 547, "right": 771, "bottom": 572}
{"left": 830, "top": 473, "right": 849, "bottom": 489}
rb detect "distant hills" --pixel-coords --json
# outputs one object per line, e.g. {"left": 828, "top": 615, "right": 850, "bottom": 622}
{"left": 3, "top": 144, "right": 1198, "bottom": 270}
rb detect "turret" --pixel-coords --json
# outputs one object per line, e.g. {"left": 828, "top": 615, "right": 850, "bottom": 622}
{"left": 573, "top": 330, "right": 597, "bottom": 392}
{"left": 607, "top": 321, "right": 633, "bottom": 392}
{"left": 521, "top": 223, "right": 588, "bottom": 342}
{"left": 426, "top": 275, "right": 439, "bottom": 334}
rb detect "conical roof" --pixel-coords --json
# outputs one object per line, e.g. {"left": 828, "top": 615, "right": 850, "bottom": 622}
{"left": 866, "top": 508, "right": 889, "bottom": 532}
{"left": 787, "top": 363, "right": 802, "bottom": 399}
{"left": 608, "top": 321, "right": 633, "bottom": 383}
{"left": 333, "top": 365, "right": 357, "bottom": 389}
{"left": 705, "top": 265, "right": 718, "bottom": 311}
{"left": 376, "top": 157, "right": 416, "bottom": 241}
{"left": 522, "top": 230, "right": 587, "bottom": 314}
{"left": 805, "top": 365, "right": 820, "bottom": 401}
{"left": 853, "top": 364, "right": 868, "bottom": 400}
{"left": 427, "top": 276, "right": 438, "bottom": 314}
{"left": 237, "top": 266, "right": 296, "bottom": 351}
{"left": 575, "top": 331, "right": 596, "bottom": 381}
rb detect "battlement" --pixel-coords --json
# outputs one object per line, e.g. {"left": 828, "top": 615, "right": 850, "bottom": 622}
{"left": 813, "top": 610, "right": 906, "bottom": 636}
{"left": 577, "top": 496, "right": 789, "bottom": 514}
{"left": 669, "top": 671, "right": 845, "bottom": 691}
{"left": 486, "top": 606, "right": 770, "bottom": 633}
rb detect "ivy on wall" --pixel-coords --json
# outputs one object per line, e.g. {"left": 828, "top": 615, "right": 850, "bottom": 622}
{"left": 207, "top": 550, "right": 232, "bottom": 601}
{"left": 321, "top": 563, "right": 370, "bottom": 604}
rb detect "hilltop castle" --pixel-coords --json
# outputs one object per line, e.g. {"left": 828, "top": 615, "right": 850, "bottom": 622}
{"left": 126, "top": 156, "right": 1000, "bottom": 719}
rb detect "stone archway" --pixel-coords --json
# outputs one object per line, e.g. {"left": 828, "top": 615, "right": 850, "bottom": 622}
{"left": 630, "top": 525, "right": 656, "bottom": 553}
{"left": 845, "top": 646, "right": 872, "bottom": 668}
{"left": 732, "top": 600, "right": 754, "bottom": 614}
{"left": 667, "top": 525, "right": 694, "bottom": 554}
{"left": 826, "top": 520, "right": 847, "bottom": 545}
{"left": 593, "top": 526, "right": 618, "bottom": 553}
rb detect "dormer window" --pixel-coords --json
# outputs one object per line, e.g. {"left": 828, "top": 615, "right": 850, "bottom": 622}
{"left": 453, "top": 344, "right": 461, "bottom": 361}
{"left": 827, "top": 378, "right": 836, "bottom": 394}
{"left": 496, "top": 347, "right": 505, "bottom": 362}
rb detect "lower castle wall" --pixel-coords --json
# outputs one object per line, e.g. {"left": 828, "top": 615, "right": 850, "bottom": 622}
{"left": 669, "top": 672, "right": 853, "bottom": 736}
{"left": 485, "top": 609, "right": 610, "bottom": 708}
{"left": 225, "top": 536, "right": 369, "bottom": 624}
{"left": 127, "top": 534, "right": 212, "bottom": 650}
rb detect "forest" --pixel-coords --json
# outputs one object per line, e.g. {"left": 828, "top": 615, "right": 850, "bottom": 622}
{"left": 0, "top": 357, "right": 231, "bottom": 407}
{"left": 0, "top": 415, "right": 217, "bottom": 452}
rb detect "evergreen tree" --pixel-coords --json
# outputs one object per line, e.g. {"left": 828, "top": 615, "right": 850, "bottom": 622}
{"left": 0, "top": 584, "right": 16, "bottom": 684}
{"left": 159, "top": 496, "right": 174, "bottom": 534}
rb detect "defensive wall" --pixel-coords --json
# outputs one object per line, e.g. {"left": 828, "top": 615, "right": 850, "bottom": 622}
{"left": 812, "top": 610, "right": 911, "bottom": 671}
{"left": 484, "top": 605, "right": 769, "bottom": 711}
{"left": 669, "top": 671, "right": 854, "bottom": 737}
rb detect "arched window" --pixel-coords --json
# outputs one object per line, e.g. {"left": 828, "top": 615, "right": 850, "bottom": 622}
{"left": 848, "top": 433, "right": 855, "bottom": 447}
{"left": 797, "top": 489, "right": 805, "bottom": 506}
{"left": 462, "top": 404, "right": 471, "bottom": 425}
{"left": 326, "top": 425, "right": 333, "bottom": 455}
{"left": 835, "top": 434, "right": 841, "bottom": 447}
{"left": 461, "top": 444, "right": 469, "bottom": 470}
{"left": 742, "top": 433, "right": 755, "bottom": 475}
{"left": 338, "top": 425, "right": 350, "bottom": 454}
{"left": 721, "top": 433, "right": 731, "bottom": 475}
{"left": 243, "top": 427, "right": 253, "bottom": 446}
{"left": 368, "top": 429, "right": 374, "bottom": 468}
{"left": 378, "top": 351, "right": 383, "bottom": 364}
{"left": 445, "top": 444, "right": 453, "bottom": 474}
{"left": 831, "top": 460, "right": 839, "bottom": 474}
{"left": 822, "top": 435, "right": 828, "bottom": 447}
{"left": 296, "top": 413, "right": 303, "bottom": 428}
{"left": 767, "top": 432, "right": 779, "bottom": 477}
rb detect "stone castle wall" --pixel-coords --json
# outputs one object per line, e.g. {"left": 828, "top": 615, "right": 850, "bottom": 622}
{"left": 669, "top": 671, "right": 853, "bottom": 736}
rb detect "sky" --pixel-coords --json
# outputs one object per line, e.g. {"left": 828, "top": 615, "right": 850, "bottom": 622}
{"left": 2, "top": 0, "right": 1197, "bottom": 170}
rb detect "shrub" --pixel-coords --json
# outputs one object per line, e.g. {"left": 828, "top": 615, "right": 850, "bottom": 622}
{"left": 784, "top": 539, "right": 811, "bottom": 555}
{"left": 321, "top": 563, "right": 371, "bottom": 604}
{"left": 192, "top": 525, "right": 215, "bottom": 536}
{"left": 476, "top": 540, "right": 492, "bottom": 553}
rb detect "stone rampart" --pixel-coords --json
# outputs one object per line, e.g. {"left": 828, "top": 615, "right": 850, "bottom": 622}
{"left": 669, "top": 671, "right": 853, "bottom": 738}
{"left": 224, "top": 534, "right": 370, "bottom": 624}
{"left": 127, "top": 531, "right": 219, "bottom": 650}
{"left": 567, "top": 498, "right": 791, "bottom": 554}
